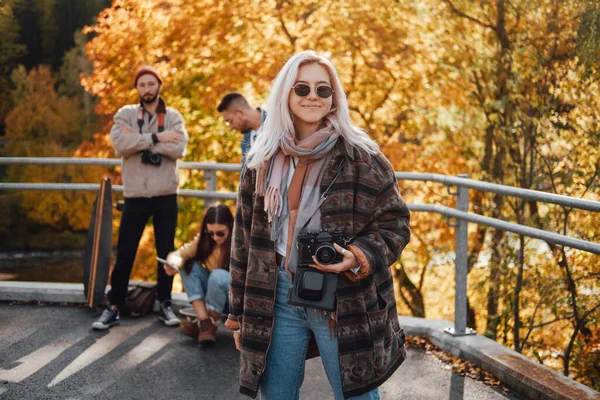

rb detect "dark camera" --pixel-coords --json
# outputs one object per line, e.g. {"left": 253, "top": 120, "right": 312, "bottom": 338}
{"left": 297, "top": 228, "right": 347, "bottom": 265}
{"left": 141, "top": 150, "right": 162, "bottom": 166}
{"left": 289, "top": 229, "right": 347, "bottom": 311}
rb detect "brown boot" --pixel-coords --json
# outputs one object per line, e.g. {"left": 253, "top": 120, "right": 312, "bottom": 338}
{"left": 197, "top": 318, "right": 217, "bottom": 344}
{"left": 208, "top": 309, "right": 222, "bottom": 326}
{"left": 180, "top": 320, "right": 199, "bottom": 340}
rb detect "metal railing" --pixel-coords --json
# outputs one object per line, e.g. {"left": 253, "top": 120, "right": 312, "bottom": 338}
{"left": 0, "top": 157, "right": 241, "bottom": 201}
{"left": 2, "top": 157, "right": 600, "bottom": 336}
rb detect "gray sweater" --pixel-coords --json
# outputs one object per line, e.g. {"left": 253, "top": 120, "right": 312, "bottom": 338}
{"left": 109, "top": 103, "right": 189, "bottom": 198}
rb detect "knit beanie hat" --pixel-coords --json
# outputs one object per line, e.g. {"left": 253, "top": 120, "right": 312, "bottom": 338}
{"left": 134, "top": 66, "right": 162, "bottom": 87}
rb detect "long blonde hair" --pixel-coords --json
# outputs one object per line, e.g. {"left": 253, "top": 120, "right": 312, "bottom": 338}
{"left": 246, "top": 50, "right": 379, "bottom": 170}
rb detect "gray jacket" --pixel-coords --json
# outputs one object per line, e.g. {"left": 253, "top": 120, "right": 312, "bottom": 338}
{"left": 109, "top": 100, "right": 188, "bottom": 198}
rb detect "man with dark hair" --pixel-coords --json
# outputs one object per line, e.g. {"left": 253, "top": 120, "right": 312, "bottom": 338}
{"left": 217, "top": 92, "right": 266, "bottom": 165}
{"left": 92, "top": 65, "right": 188, "bottom": 330}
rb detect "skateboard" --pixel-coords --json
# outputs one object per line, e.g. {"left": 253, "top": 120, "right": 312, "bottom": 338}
{"left": 179, "top": 306, "right": 197, "bottom": 322}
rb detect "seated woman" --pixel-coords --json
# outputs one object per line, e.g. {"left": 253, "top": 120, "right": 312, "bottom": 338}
{"left": 164, "top": 203, "right": 233, "bottom": 344}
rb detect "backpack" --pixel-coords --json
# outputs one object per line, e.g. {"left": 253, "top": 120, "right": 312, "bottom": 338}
{"left": 119, "top": 281, "right": 157, "bottom": 317}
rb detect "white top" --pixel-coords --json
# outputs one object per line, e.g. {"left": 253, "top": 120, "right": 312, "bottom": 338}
{"left": 275, "top": 158, "right": 296, "bottom": 258}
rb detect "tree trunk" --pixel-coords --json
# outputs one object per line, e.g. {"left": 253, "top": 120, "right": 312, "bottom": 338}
{"left": 394, "top": 265, "right": 426, "bottom": 318}
{"left": 485, "top": 0, "right": 512, "bottom": 340}
{"left": 485, "top": 141, "right": 507, "bottom": 339}
{"left": 485, "top": 227, "right": 504, "bottom": 340}
{"left": 513, "top": 234, "right": 525, "bottom": 352}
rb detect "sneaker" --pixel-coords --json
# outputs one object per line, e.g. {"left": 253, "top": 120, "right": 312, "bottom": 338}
{"left": 158, "top": 301, "right": 180, "bottom": 326}
{"left": 92, "top": 307, "right": 120, "bottom": 330}
{"left": 197, "top": 318, "right": 217, "bottom": 344}
{"left": 180, "top": 320, "right": 200, "bottom": 340}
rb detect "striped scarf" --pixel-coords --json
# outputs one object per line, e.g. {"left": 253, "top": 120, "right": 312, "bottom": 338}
{"left": 256, "top": 121, "right": 339, "bottom": 273}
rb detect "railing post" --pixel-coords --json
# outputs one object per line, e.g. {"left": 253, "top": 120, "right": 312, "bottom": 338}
{"left": 445, "top": 173, "right": 476, "bottom": 336}
{"left": 204, "top": 169, "right": 217, "bottom": 208}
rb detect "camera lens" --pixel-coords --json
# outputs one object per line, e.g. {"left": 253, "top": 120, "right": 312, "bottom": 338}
{"left": 141, "top": 151, "right": 161, "bottom": 166}
{"left": 315, "top": 244, "right": 336, "bottom": 264}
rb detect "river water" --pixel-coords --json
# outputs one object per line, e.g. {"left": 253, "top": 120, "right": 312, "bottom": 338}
{"left": 0, "top": 250, "right": 186, "bottom": 294}
{"left": 0, "top": 251, "right": 88, "bottom": 283}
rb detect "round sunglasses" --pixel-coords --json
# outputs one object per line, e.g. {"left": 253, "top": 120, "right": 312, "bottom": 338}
{"left": 292, "top": 83, "right": 334, "bottom": 99}
{"left": 205, "top": 229, "right": 228, "bottom": 238}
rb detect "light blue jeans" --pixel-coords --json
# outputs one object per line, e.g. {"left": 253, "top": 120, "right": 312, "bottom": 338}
{"left": 179, "top": 261, "right": 229, "bottom": 313}
{"left": 260, "top": 265, "right": 380, "bottom": 400}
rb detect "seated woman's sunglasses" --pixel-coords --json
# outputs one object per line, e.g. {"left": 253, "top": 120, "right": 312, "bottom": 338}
{"left": 292, "top": 84, "right": 334, "bottom": 99}
{"left": 206, "top": 230, "right": 227, "bottom": 238}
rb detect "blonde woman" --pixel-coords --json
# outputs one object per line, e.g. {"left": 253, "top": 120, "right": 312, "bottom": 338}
{"left": 226, "top": 50, "right": 411, "bottom": 399}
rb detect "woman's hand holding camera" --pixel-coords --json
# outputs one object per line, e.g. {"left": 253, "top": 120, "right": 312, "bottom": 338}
{"left": 310, "top": 243, "right": 358, "bottom": 274}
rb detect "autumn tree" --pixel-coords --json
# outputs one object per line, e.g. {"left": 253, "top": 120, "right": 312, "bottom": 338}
{"left": 77, "top": 0, "right": 600, "bottom": 388}
{"left": 2, "top": 66, "right": 102, "bottom": 239}
{"left": 81, "top": 0, "right": 464, "bottom": 310}
{"left": 0, "top": 0, "right": 27, "bottom": 137}
{"left": 432, "top": 0, "right": 600, "bottom": 384}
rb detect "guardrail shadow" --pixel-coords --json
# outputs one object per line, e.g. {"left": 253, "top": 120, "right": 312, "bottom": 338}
{"left": 0, "top": 306, "right": 245, "bottom": 399}
{"left": 449, "top": 368, "right": 465, "bottom": 400}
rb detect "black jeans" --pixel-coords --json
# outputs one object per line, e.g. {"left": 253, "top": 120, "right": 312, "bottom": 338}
{"left": 110, "top": 194, "right": 178, "bottom": 307}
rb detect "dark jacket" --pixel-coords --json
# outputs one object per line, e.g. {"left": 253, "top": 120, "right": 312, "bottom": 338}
{"left": 229, "top": 139, "right": 411, "bottom": 399}
{"left": 240, "top": 108, "right": 267, "bottom": 167}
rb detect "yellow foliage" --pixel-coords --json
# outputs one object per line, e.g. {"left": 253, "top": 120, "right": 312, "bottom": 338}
{"left": 4, "top": 66, "right": 102, "bottom": 231}
{"left": 62, "top": 0, "right": 600, "bottom": 388}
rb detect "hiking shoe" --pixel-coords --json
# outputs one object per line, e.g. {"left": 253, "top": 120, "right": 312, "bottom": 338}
{"left": 92, "top": 307, "right": 120, "bottom": 330}
{"left": 180, "top": 320, "right": 200, "bottom": 339}
{"left": 198, "top": 318, "right": 217, "bottom": 344}
{"left": 158, "top": 301, "right": 180, "bottom": 326}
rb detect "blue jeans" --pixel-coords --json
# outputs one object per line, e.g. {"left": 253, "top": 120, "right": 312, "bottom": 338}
{"left": 260, "top": 266, "right": 380, "bottom": 400}
{"left": 179, "top": 261, "right": 229, "bottom": 313}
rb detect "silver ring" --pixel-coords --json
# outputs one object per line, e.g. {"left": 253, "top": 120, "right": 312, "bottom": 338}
{"left": 341, "top": 248, "right": 347, "bottom": 255}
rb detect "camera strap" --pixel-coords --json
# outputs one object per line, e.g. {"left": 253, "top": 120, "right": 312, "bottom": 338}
{"left": 304, "top": 157, "right": 363, "bottom": 246}
{"left": 297, "top": 157, "right": 355, "bottom": 245}
{"left": 137, "top": 106, "right": 165, "bottom": 134}
{"left": 319, "top": 158, "right": 344, "bottom": 202}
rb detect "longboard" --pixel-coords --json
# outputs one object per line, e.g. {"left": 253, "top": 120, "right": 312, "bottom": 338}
{"left": 83, "top": 177, "right": 113, "bottom": 309}
{"left": 179, "top": 306, "right": 197, "bottom": 321}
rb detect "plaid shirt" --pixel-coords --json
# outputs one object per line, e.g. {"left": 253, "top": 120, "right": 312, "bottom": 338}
{"left": 229, "top": 139, "right": 411, "bottom": 398}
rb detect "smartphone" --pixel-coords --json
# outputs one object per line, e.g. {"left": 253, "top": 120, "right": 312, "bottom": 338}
{"left": 156, "top": 257, "right": 179, "bottom": 272}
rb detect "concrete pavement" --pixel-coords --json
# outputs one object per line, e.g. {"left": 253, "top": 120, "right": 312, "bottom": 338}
{"left": 0, "top": 303, "right": 523, "bottom": 400}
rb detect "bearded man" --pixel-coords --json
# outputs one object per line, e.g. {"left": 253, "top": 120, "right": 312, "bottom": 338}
{"left": 93, "top": 66, "right": 188, "bottom": 330}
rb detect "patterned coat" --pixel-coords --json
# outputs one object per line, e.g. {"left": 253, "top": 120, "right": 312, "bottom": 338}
{"left": 229, "top": 139, "right": 411, "bottom": 399}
